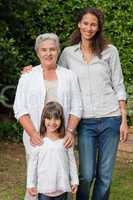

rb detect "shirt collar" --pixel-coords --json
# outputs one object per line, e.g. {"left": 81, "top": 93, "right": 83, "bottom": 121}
{"left": 73, "top": 43, "right": 80, "bottom": 52}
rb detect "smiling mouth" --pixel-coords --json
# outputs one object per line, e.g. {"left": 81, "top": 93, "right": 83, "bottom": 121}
{"left": 48, "top": 125, "right": 58, "bottom": 128}
{"left": 85, "top": 32, "right": 93, "bottom": 35}
{"left": 45, "top": 57, "right": 53, "bottom": 60}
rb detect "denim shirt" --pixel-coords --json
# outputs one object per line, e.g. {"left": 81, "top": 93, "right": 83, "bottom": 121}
{"left": 59, "top": 43, "right": 126, "bottom": 118}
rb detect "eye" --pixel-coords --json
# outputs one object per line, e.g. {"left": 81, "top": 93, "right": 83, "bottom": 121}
{"left": 83, "top": 21, "right": 89, "bottom": 26}
{"left": 41, "top": 48, "right": 47, "bottom": 52}
{"left": 91, "top": 23, "right": 97, "bottom": 27}
{"left": 50, "top": 48, "right": 57, "bottom": 52}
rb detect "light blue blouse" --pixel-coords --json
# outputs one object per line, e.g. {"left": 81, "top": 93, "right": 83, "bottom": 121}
{"left": 59, "top": 43, "right": 126, "bottom": 118}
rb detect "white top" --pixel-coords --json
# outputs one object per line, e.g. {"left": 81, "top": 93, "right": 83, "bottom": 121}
{"left": 44, "top": 79, "right": 58, "bottom": 104}
{"left": 59, "top": 44, "right": 126, "bottom": 118}
{"left": 27, "top": 137, "right": 79, "bottom": 195}
{"left": 13, "top": 65, "right": 82, "bottom": 153}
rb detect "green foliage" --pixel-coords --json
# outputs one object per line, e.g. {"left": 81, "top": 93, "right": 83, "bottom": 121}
{"left": 0, "top": 0, "right": 133, "bottom": 123}
{"left": 0, "top": 121, "right": 23, "bottom": 142}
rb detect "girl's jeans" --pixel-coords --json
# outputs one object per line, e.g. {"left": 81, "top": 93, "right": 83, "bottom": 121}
{"left": 38, "top": 193, "right": 68, "bottom": 200}
{"left": 76, "top": 116, "right": 121, "bottom": 200}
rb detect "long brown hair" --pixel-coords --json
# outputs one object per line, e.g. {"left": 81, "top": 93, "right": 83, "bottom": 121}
{"left": 70, "top": 7, "right": 109, "bottom": 57}
{"left": 40, "top": 101, "right": 65, "bottom": 138}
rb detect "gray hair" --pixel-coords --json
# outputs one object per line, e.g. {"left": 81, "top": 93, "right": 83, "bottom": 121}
{"left": 35, "top": 33, "right": 60, "bottom": 52}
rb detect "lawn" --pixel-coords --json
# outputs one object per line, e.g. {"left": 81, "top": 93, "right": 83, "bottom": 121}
{"left": 0, "top": 142, "right": 133, "bottom": 200}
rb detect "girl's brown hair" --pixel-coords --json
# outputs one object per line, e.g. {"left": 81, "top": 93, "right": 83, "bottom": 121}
{"left": 70, "top": 7, "right": 109, "bottom": 57}
{"left": 40, "top": 101, "right": 65, "bottom": 138}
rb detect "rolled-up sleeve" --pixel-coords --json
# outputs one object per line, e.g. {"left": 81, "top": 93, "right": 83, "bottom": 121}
{"left": 13, "top": 75, "right": 29, "bottom": 120}
{"left": 69, "top": 71, "right": 83, "bottom": 118}
{"left": 109, "top": 46, "right": 126, "bottom": 100}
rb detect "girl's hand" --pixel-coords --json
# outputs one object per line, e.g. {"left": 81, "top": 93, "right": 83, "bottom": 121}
{"left": 120, "top": 122, "right": 128, "bottom": 143}
{"left": 21, "top": 65, "right": 33, "bottom": 74}
{"left": 27, "top": 187, "right": 37, "bottom": 196}
{"left": 71, "top": 185, "right": 78, "bottom": 193}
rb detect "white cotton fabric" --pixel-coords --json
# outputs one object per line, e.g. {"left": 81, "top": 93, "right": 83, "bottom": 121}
{"left": 13, "top": 65, "right": 82, "bottom": 153}
{"left": 59, "top": 44, "right": 126, "bottom": 118}
{"left": 27, "top": 138, "right": 79, "bottom": 194}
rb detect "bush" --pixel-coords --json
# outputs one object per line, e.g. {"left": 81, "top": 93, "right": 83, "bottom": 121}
{"left": 0, "top": 0, "right": 133, "bottom": 124}
{"left": 0, "top": 121, "right": 23, "bottom": 142}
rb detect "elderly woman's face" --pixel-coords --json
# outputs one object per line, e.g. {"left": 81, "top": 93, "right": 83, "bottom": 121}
{"left": 37, "top": 39, "right": 59, "bottom": 68}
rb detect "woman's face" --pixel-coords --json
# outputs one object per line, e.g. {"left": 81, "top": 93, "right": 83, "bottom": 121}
{"left": 78, "top": 13, "right": 99, "bottom": 41}
{"left": 37, "top": 39, "right": 59, "bottom": 68}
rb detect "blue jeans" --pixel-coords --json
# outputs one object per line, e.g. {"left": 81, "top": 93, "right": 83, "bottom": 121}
{"left": 38, "top": 193, "right": 68, "bottom": 200}
{"left": 76, "top": 116, "right": 121, "bottom": 200}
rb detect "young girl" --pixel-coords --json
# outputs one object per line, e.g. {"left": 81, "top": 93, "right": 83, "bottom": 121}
{"left": 26, "top": 101, "right": 79, "bottom": 200}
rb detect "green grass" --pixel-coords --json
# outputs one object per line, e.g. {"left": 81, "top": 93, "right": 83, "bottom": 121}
{"left": 110, "top": 162, "right": 133, "bottom": 200}
{"left": 0, "top": 142, "right": 133, "bottom": 200}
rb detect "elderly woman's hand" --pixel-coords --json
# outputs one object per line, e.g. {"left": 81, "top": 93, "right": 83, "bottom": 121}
{"left": 30, "top": 131, "right": 43, "bottom": 146}
{"left": 21, "top": 65, "right": 33, "bottom": 74}
{"left": 64, "top": 131, "right": 75, "bottom": 148}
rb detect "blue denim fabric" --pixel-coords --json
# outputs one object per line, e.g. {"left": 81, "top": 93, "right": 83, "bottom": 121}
{"left": 76, "top": 116, "right": 121, "bottom": 200}
{"left": 38, "top": 193, "right": 67, "bottom": 200}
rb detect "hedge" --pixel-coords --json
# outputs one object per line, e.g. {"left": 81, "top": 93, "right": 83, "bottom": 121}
{"left": 0, "top": 0, "right": 133, "bottom": 124}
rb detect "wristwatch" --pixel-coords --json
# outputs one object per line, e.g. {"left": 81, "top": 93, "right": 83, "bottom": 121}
{"left": 67, "top": 127, "right": 74, "bottom": 134}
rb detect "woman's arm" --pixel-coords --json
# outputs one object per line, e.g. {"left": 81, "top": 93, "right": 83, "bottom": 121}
{"left": 109, "top": 45, "right": 126, "bottom": 101}
{"left": 119, "top": 100, "right": 128, "bottom": 142}
{"left": 13, "top": 76, "right": 43, "bottom": 146}
{"left": 64, "top": 115, "right": 80, "bottom": 148}
{"left": 64, "top": 71, "right": 82, "bottom": 148}
{"left": 109, "top": 46, "right": 128, "bottom": 142}
{"left": 21, "top": 65, "right": 33, "bottom": 74}
{"left": 19, "top": 115, "right": 43, "bottom": 146}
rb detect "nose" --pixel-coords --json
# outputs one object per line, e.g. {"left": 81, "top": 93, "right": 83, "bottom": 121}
{"left": 46, "top": 49, "right": 51, "bottom": 56}
{"left": 50, "top": 118, "right": 56, "bottom": 124}
{"left": 86, "top": 24, "right": 92, "bottom": 31}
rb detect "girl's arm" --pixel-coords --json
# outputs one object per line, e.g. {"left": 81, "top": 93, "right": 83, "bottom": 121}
{"left": 67, "top": 147, "right": 79, "bottom": 186}
{"left": 27, "top": 148, "right": 39, "bottom": 190}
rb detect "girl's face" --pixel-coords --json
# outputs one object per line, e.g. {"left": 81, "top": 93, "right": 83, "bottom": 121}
{"left": 45, "top": 117, "right": 61, "bottom": 133}
{"left": 78, "top": 13, "right": 99, "bottom": 41}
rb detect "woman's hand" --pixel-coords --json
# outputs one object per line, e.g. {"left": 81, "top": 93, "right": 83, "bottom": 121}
{"left": 71, "top": 185, "right": 78, "bottom": 193}
{"left": 119, "top": 101, "right": 128, "bottom": 143}
{"left": 30, "top": 132, "right": 43, "bottom": 146}
{"left": 120, "top": 122, "right": 128, "bottom": 143}
{"left": 64, "top": 131, "right": 75, "bottom": 148}
{"left": 27, "top": 187, "right": 37, "bottom": 196}
{"left": 21, "top": 65, "right": 33, "bottom": 74}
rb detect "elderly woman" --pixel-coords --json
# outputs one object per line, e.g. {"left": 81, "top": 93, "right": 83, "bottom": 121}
{"left": 13, "top": 33, "right": 82, "bottom": 200}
